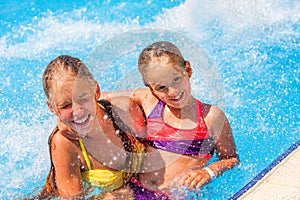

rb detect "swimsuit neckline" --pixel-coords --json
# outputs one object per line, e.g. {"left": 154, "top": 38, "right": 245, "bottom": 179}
{"left": 148, "top": 99, "right": 203, "bottom": 130}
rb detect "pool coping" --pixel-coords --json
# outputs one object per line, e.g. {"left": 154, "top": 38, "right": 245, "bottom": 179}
{"left": 229, "top": 139, "right": 300, "bottom": 200}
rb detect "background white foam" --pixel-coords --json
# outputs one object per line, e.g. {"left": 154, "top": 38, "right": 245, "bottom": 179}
{"left": 0, "top": 0, "right": 299, "bottom": 198}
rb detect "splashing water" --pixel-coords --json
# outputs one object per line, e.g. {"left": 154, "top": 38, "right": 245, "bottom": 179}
{"left": 0, "top": 0, "right": 299, "bottom": 199}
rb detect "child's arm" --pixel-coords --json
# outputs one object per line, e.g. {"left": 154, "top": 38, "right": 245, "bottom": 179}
{"left": 101, "top": 88, "right": 150, "bottom": 108}
{"left": 208, "top": 106, "right": 239, "bottom": 174}
{"left": 180, "top": 106, "right": 239, "bottom": 189}
{"left": 109, "top": 96, "right": 147, "bottom": 138}
{"left": 50, "top": 131, "right": 85, "bottom": 198}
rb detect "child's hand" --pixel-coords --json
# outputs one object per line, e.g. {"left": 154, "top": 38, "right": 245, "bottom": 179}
{"left": 179, "top": 168, "right": 212, "bottom": 189}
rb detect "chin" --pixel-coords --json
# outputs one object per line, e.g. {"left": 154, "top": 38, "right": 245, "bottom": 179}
{"left": 73, "top": 123, "right": 91, "bottom": 137}
{"left": 77, "top": 129, "right": 89, "bottom": 138}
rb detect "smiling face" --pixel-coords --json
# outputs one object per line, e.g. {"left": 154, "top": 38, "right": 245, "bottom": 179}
{"left": 47, "top": 70, "right": 100, "bottom": 138}
{"left": 141, "top": 59, "right": 193, "bottom": 109}
{"left": 138, "top": 41, "right": 194, "bottom": 109}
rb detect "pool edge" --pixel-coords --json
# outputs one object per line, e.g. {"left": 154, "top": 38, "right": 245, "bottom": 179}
{"left": 229, "top": 139, "right": 300, "bottom": 200}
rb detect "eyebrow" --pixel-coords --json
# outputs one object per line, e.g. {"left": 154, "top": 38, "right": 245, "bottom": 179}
{"left": 75, "top": 93, "right": 92, "bottom": 101}
{"left": 78, "top": 93, "right": 90, "bottom": 98}
{"left": 56, "top": 100, "right": 71, "bottom": 108}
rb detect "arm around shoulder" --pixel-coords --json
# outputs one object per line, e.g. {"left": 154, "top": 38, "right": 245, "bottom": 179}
{"left": 109, "top": 96, "right": 147, "bottom": 138}
{"left": 101, "top": 88, "right": 151, "bottom": 107}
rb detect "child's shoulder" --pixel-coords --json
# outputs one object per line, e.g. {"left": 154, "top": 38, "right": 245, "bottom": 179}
{"left": 131, "top": 87, "right": 152, "bottom": 96}
{"left": 202, "top": 102, "right": 227, "bottom": 123}
{"left": 49, "top": 126, "right": 78, "bottom": 148}
{"left": 50, "top": 129, "right": 71, "bottom": 146}
{"left": 131, "top": 87, "right": 156, "bottom": 104}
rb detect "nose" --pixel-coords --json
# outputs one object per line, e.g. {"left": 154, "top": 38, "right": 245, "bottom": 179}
{"left": 168, "top": 87, "right": 177, "bottom": 96}
{"left": 72, "top": 102, "right": 83, "bottom": 117}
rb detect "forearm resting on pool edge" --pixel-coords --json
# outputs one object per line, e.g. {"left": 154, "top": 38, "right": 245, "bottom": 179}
{"left": 206, "top": 157, "right": 239, "bottom": 178}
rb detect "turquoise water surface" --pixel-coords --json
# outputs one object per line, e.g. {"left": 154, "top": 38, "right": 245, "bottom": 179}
{"left": 0, "top": 0, "right": 299, "bottom": 199}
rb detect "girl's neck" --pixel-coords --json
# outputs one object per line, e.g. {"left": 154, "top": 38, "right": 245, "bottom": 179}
{"left": 167, "top": 97, "right": 197, "bottom": 119}
{"left": 88, "top": 105, "right": 108, "bottom": 137}
{"left": 163, "top": 98, "right": 198, "bottom": 129}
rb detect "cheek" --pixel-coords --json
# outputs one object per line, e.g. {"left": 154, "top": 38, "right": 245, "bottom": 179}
{"left": 81, "top": 99, "right": 97, "bottom": 114}
{"left": 182, "top": 79, "right": 191, "bottom": 89}
{"left": 153, "top": 91, "right": 168, "bottom": 101}
{"left": 57, "top": 110, "right": 72, "bottom": 124}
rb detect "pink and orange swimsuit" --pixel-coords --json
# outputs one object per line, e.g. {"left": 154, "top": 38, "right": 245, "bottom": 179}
{"left": 130, "top": 100, "right": 215, "bottom": 199}
{"left": 146, "top": 100, "right": 215, "bottom": 158}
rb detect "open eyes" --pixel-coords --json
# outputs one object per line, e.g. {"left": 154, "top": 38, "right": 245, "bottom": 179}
{"left": 157, "top": 85, "right": 167, "bottom": 92}
{"left": 173, "top": 77, "right": 181, "bottom": 83}
{"left": 154, "top": 77, "right": 182, "bottom": 92}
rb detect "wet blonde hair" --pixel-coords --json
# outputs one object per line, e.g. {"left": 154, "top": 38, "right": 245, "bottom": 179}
{"left": 138, "top": 41, "right": 186, "bottom": 72}
{"left": 42, "top": 55, "right": 95, "bottom": 99}
{"left": 138, "top": 41, "right": 187, "bottom": 86}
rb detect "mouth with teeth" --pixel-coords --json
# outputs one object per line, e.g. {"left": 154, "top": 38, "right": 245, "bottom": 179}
{"left": 72, "top": 114, "right": 91, "bottom": 131}
{"left": 170, "top": 92, "right": 184, "bottom": 103}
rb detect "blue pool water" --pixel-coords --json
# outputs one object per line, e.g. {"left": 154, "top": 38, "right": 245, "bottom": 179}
{"left": 0, "top": 0, "right": 299, "bottom": 199}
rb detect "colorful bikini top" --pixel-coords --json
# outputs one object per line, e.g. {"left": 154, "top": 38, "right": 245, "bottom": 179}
{"left": 79, "top": 100, "right": 145, "bottom": 192}
{"left": 79, "top": 137, "right": 125, "bottom": 192}
{"left": 38, "top": 100, "right": 145, "bottom": 198}
{"left": 145, "top": 100, "right": 215, "bottom": 158}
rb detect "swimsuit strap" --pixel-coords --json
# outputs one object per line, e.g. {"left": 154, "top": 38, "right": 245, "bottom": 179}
{"left": 98, "top": 101, "right": 106, "bottom": 111}
{"left": 147, "top": 99, "right": 203, "bottom": 121}
{"left": 78, "top": 101, "right": 108, "bottom": 171}
{"left": 145, "top": 99, "right": 214, "bottom": 156}
{"left": 147, "top": 100, "right": 165, "bottom": 119}
{"left": 80, "top": 99, "right": 145, "bottom": 174}
{"left": 79, "top": 138, "right": 92, "bottom": 170}
{"left": 98, "top": 99, "right": 134, "bottom": 153}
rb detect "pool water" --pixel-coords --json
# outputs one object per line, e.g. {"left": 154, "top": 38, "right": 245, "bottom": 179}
{"left": 0, "top": 0, "right": 299, "bottom": 199}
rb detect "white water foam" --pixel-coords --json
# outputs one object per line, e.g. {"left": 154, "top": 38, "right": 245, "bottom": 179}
{"left": 0, "top": 0, "right": 298, "bottom": 60}
{"left": 0, "top": 114, "right": 56, "bottom": 198}
{"left": 0, "top": 0, "right": 299, "bottom": 198}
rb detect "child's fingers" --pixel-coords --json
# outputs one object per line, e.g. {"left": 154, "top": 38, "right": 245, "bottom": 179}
{"left": 189, "top": 176, "right": 204, "bottom": 188}
{"left": 181, "top": 168, "right": 211, "bottom": 188}
{"left": 181, "top": 171, "right": 200, "bottom": 187}
{"left": 195, "top": 178, "right": 207, "bottom": 189}
{"left": 179, "top": 173, "right": 192, "bottom": 186}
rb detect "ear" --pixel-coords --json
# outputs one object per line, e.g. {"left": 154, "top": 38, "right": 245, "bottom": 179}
{"left": 46, "top": 99, "right": 56, "bottom": 114}
{"left": 185, "top": 61, "right": 193, "bottom": 78}
{"left": 95, "top": 82, "right": 101, "bottom": 100}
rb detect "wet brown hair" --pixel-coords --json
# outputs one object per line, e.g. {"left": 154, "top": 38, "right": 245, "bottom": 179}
{"left": 42, "top": 55, "right": 95, "bottom": 99}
